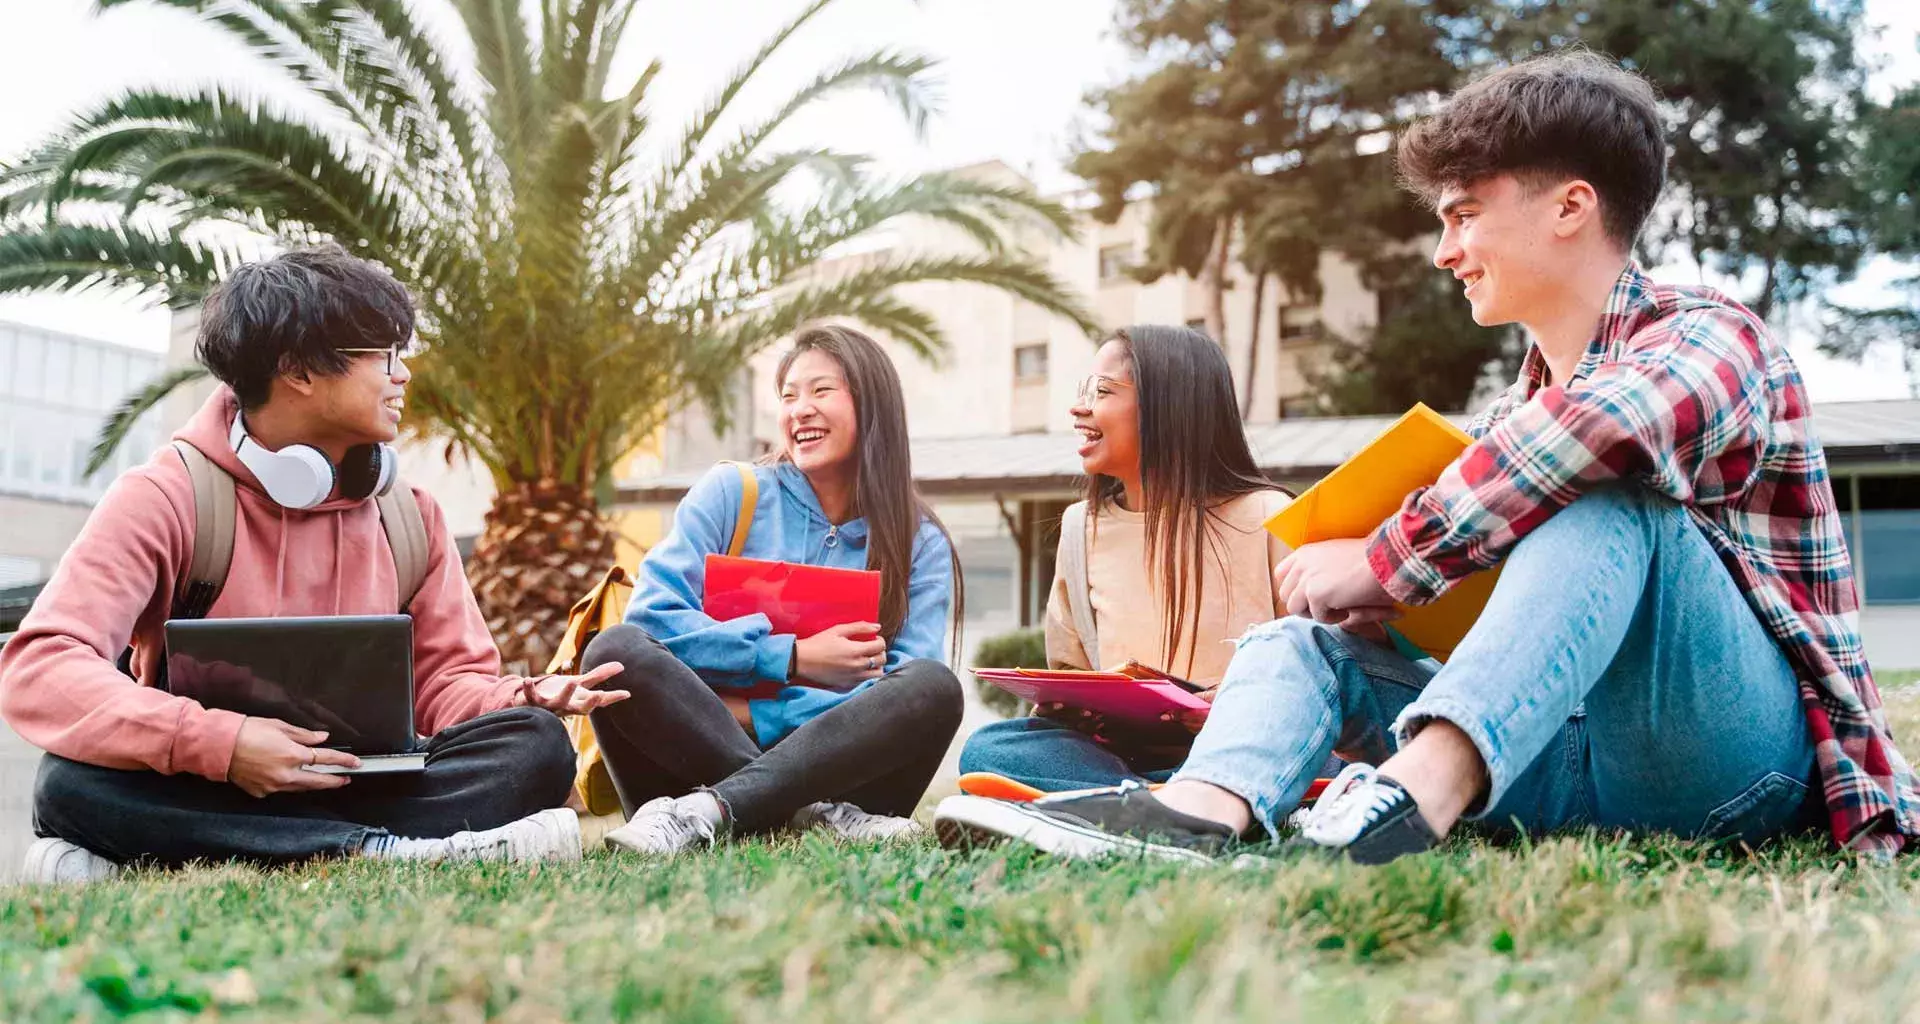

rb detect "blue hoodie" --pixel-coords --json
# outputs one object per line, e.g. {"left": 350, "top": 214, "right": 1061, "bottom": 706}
{"left": 625, "top": 460, "right": 954, "bottom": 747}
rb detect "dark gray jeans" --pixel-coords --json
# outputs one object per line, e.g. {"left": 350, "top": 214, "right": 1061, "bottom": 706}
{"left": 33, "top": 706, "right": 574, "bottom": 866}
{"left": 584, "top": 624, "right": 964, "bottom": 833}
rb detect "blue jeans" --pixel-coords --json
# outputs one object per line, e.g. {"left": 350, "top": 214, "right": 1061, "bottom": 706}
{"left": 959, "top": 716, "right": 1184, "bottom": 792}
{"left": 1177, "top": 486, "right": 1820, "bottom": 843}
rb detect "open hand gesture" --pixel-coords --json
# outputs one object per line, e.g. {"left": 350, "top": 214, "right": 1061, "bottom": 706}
{"left": 514, "top": 661, "right": 631, "bottom": 716}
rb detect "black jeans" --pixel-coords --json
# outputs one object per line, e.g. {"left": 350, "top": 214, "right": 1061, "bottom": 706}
{"left": 583, "top": 624, "right": 965, "bottom": 833}
{"left": 32, "top": 707, "right": 575, "bottom": 867}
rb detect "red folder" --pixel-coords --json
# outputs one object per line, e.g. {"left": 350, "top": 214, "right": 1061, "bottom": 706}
{"left": 702, "top": 554, "right": 881, "bottom": 640}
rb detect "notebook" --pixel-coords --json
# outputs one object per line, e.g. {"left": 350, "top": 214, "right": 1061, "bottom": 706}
{"left": 972, "top": 665, "right": 1211, "bottom": 723}
{"left": 1263, "top": 402, "right": 1501, "bottom": 662}
{"left": 163, "top": 615, "right": 427, "bottom": 774}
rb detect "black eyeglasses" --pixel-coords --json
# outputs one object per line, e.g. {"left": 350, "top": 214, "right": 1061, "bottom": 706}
{"left": 338, "top": 340, "right": 423, "bottom": 375}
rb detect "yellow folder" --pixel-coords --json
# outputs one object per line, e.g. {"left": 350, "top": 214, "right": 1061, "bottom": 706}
{"left": 1263, "top": 403, "right": 1500, "bottom": 662}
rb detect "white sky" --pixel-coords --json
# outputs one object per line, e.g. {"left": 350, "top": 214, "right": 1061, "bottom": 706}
{"left": 0, "top": 0, "right": 1915, "bottom": 399}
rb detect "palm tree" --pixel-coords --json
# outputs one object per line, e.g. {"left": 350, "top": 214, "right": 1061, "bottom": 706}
{"left": 0, "top": 0, "right": 1097, "bottom": 668}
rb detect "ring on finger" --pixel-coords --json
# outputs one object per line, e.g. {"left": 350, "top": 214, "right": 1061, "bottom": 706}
{"left": 867, "top": 656, "right": 877, "bottom": 671}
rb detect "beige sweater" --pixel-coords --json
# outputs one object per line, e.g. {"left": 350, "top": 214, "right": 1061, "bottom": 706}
{"left": 1045, "top": 490, "right": 1293, "bottom": 686}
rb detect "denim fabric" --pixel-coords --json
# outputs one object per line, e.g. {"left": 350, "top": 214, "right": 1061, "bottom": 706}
{"left": 958, "top": 717, "right": 1184, "bottom": 792}
{"left": 32, "top": 707, "right": 574, "bottom": 866}
{"left": 1176, "top": 486, "right": 1818, "bottom": 843}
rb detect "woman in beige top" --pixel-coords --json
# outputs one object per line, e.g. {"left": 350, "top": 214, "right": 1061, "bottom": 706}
{"left": 959, "top": 325, "right": 1295, "bottom": 793}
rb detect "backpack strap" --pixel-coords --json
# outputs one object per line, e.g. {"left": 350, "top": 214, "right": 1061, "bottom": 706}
{"left": 169, "top": 440, "right": 429, "bottom": 617}
{"left": 722, "top": 461, "right": 758, "bottom": 557}
{"left": 1058, "top": 501, "right": 1100, "bottom": 669}
{"left": 375, "top": 482, "right": 430, "bottom": 612}
{"left": 171, "top": 440, "right": 235, "bottom": 620}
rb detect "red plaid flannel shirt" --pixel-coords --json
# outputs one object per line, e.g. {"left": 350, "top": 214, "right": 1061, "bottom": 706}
{"left": 1365, "top": 262, "right": 1917, "bottom": 855}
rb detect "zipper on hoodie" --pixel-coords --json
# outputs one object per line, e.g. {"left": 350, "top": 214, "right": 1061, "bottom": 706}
{"left": 823, "top": 524, "right": 839, "bottom": 551}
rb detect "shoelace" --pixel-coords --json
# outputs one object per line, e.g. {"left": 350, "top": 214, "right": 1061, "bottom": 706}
{"left": 815, "top": 802, "right": 912, "bottom": 837}
{"left": 1299, "top": 764, "right": 1403, "bottom": 844}
{"left": 638, "top": 802, "right": 717, "bottom": 849}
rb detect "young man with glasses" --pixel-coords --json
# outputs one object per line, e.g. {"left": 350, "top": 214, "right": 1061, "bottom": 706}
{"left": 1, "top": 244, "right": 629, "bottom": 882}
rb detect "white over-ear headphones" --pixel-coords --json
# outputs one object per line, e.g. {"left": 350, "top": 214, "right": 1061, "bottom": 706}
{"left": 229, "top": 414, "right": 397, "bottom": 510}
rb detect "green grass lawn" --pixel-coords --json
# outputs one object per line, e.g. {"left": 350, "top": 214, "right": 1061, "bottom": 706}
{"left": 7, "top": 677, "right": 1920, "bottom": 1023}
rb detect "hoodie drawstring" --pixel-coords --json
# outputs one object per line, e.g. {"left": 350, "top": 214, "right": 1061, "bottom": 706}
{"left": 272, "top": 505, "right": 288, "bottom": 617}
{"left": 332, "top": 515, "right": 344, "bottom": 615}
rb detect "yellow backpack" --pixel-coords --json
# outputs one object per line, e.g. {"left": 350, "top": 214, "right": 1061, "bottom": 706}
{"left": 550, "top": 462, "right": 759, "bottom": 816}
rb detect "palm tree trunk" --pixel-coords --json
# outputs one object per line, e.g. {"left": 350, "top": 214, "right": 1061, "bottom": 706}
{"left": 1241, "top": 270, "right": 1265, "bottom": 421}
{"left": 468, "top": 480, "right": 619, "bottom": 673}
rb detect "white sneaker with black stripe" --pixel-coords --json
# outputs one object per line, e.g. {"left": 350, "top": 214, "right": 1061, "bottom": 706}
{"left": 933, "top": 780, "right": 1235, "bottom": 864}
{"left": 1287, "top": 763, "right": 1442, "bottom": 864}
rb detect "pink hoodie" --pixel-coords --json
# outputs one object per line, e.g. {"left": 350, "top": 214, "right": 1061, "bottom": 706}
{"left": 0, "top": 387, "right": 525, "bottom": 782}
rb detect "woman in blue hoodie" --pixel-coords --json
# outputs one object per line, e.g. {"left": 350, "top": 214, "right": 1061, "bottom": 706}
{"left": 586, "top": 324, "right": 965, "bottom": 856}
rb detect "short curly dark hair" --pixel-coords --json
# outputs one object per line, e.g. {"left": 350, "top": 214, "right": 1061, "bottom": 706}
{"left": 196, "top": 243, "right": 416, "bottom": 409}
{"left": 1397, "top": 51, "right": 1667, "bottom": 249}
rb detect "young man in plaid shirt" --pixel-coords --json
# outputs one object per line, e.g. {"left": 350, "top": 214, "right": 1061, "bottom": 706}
{"left": 935, "top": 51, "right": 1920, "bottom": 863}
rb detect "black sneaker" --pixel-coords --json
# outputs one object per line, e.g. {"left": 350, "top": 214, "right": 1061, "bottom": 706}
{"left": 1286, "top": 763, "right": 1441, "bottom": 865}
{"left": 932, "top": 780, "right": 1236, "bottom": 864}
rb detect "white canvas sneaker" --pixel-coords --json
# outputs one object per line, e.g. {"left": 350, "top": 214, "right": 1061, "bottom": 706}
{"left": 791, "top": 801, "right": 925, "bottom": 843}
{"left": 603, "top": 796, "right": 720, "bottom": 857}
{"left": 435, "top": 807, "right": 583, "bottom": 863}
{"left": 22, "top": 837, "right": 122, "bottom": 885}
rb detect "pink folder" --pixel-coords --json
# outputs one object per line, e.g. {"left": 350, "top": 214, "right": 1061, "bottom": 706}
{"left": 972, "top": 668, "right": 1211, "bottom": 724}
{"left": 703, "top": 555, "right": 881, "bottom": 640}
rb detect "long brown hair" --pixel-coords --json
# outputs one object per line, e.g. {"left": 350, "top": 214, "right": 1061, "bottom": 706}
{"left": 775, "top": 324, "right": 964, "bottom": 659}
{"left": 1081, "top": 325, "right": 1281, "bottom": 676}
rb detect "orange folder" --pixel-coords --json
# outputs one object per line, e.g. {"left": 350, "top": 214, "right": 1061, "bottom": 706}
{"left": 703, "top": 555, "right": 880, "bottom": 640}
{"left": 1263, "top": 403, "right": 1500, "bottom": 662}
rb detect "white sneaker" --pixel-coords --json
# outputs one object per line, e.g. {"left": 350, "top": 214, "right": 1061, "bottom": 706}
{"left": 604, "top": 796, "right": 720, "bottom": 857}
{"left": 441, "top": 808, "right": 582, "bottom": 863}
{"left": 791, "top": 801, "right": 926, "bottom": 843}
{"left": 22, "top": 837, "right": 122, "bottom": 885}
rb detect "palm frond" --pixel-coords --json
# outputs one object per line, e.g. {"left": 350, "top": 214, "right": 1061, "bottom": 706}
{"left": 28, "top": 87, "right": 439, "bottom": 267}
{"left": 705, "top": 254, "right": 1098, "bottom": 359}
{"left": 85, "top": 364, "right": 210, "bottom": 478}
{"left": 0, "top": 222, "right": 242, "bottom": 306}
{"left": 452, "top": 0, "right": 541, "bottom": 183}
{"left": 97, "top": 0, "right": 480, "bottom": 177}
{"left": 653, "top": 0, "right": 835, "bottom": 187}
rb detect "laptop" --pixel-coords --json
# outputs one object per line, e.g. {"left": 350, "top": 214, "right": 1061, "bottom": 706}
{"left": 164, "top": 614, "right": 426, "bottom": 774}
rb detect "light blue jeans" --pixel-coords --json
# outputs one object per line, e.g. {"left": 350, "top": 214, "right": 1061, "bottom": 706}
{"left": 1176, "top": 486, "right": 1820, "bottom": 843}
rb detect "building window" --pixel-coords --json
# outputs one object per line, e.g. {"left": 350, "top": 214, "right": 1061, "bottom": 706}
{"left": 14, "top": 331, "right": 42, "bottom": 402}
{"left": 1278, "top": 306, "right": 1320, "bottom": 343}
{"left": 1098, "top": 244, "right": 1136, "bottom": 282}
{"left": 45, "top": 338, "right": 72, "bottom": 405}
{"left": 1013, "top": 343, "right": 1048, "bottom": 383}
{"left": 1278, "top": 394, "right": 1320, "bottom": 419}
{"left": 1856, "top": 474, "right": 1920, "bottom": 604}
{"left": 0, "top": 328, "right": 14, "bottom": 399}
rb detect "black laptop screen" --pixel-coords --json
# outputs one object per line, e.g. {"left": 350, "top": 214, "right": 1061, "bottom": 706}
{"left": 163, "top": 615, "right": 416, "bottom": 754}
